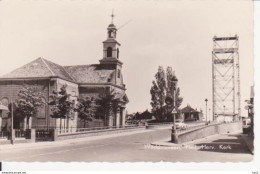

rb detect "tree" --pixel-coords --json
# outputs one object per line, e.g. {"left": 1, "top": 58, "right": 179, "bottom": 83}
{"left": 150, "top": 66, "right": 183, "bottom": 121}
{"left": 15, "top": 86, "right": 45, "bottom": 129}
{"left": 166, "top": 67, "right": 183, "bottom": 110}
{"left": 95, "top": 88, "right": 120, "bottom": 127}
{"left": 75, "top": 96, "right": 95, "bottom": 128}
{"left": 49, "top": 85, "right": 75, "bottom": 130}
{"left": 135, "top": 110, "right": 153, "bottom": 120}
{"left": 150, "top": 66, "right": 166, "bottom": 121}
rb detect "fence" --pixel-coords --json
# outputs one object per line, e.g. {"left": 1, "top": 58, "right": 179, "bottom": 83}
{"left": 0, "top": 129, "right": 26, "bottom": 139}
{"left": 57, "top": 122, "right": 173, "bottom": 135}
{"left": 146, "top": 122, "right": 173, "bottom": 126}
{"left": 57, "top": 125, "right": 145, "bottom": 135}
{"left": 0, "top": 131, "right": 9, "bottom": 139}
{"left": 15, "top": 129, "right": 26, "bottom": 138}
{"left": 174, "top": 122, "right": 210, "bottom": 133}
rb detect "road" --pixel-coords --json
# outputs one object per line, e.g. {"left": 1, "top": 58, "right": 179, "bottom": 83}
{"left": 0, "top": 127, "right": 253, "bottom": 162}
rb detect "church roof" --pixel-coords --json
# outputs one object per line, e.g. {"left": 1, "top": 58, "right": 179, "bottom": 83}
{"left": 0, "top": 57, "right": 74, "bottom": 82}
{"left": 64, "top": 65, "right": 115, "bottom": 84}
{"left": 0, "top": 58, "right": 117, "bottom": 85}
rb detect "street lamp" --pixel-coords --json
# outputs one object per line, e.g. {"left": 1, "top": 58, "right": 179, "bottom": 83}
{"left": 205, "top": 98, "right": 208, "bottom": 122}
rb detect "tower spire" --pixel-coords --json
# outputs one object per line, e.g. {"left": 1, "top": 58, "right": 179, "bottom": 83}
{"left": 110, "top": 10, "right": 115, "bottom": 24}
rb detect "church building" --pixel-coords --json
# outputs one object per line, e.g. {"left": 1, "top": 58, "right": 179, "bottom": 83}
{"left": 0, "top": 18, "right": 129, "bottom": 131}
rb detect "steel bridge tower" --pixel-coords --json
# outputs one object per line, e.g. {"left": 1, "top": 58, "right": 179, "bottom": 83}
{"left": 212, "top": 35, "right": 241, "bottom": 121}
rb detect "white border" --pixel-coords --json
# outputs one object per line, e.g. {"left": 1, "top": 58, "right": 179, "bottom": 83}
{"left": 1, "top": 0, "right": 260, "bottom": 172}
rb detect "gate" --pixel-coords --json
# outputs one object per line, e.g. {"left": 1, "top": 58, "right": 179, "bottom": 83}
{"left": 36, "top": 129, "right": 53, "bottom": 142}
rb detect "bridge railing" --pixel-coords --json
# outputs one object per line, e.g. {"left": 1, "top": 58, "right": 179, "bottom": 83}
{"left": 175, "top": 123, "right": 207, "bottom": 133}
{"left": 174, "top": 121, "right": 240, "bottom": 134}
{"left": 147, "top": 122, "right": 173, "bottom": 126}
{"left": 57, "top": 125, "right": 145, "bottom": 135}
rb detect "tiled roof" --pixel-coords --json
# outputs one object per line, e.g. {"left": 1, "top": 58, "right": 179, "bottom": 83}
{"left": 64, "top": 65, "right": 115, "bottom": 83}
{"left": 0, "top": 57, "right": 74, "bottom": 82}
{"left": 0, "top": 58, "right": 116, "bottom": 84}
{"left": 0, "top": 58, "right": 52, "bottom": 78}
{"left": 181, "top": 105, "right": 199, "bottom": 113}
{"left": 43, "top": 58, "right": 74, "bottom": 81}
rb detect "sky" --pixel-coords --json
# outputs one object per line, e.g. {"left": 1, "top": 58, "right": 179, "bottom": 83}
{"left": 0, "top": 0, "right": 254, "bottom": 119}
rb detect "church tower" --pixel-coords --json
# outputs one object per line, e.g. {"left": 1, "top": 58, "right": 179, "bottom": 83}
{"left": 103, "top": 23, "right": 120, "bottom": 59}
{"left": 99, "top": 12, "right": 124, "bottom": 87}
{"left": 100, "top": 12, "right": 122, "bottom": 65}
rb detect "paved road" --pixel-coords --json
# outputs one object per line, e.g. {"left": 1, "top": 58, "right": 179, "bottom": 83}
{"left": 0, "top": 128, "right": 252, "bottom": 162}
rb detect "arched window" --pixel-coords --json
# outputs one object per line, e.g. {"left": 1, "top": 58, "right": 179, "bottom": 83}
{"left": 0, "top": 97, "right": 9, "bottom": 119}
{"left": 107, "top": 47, "right": 112, "bottom": 57}
{"left": 108, "top": 31, "right": 112, "bottom": 38}
{"left": 36, "top": 98, "right": 46, "bottom": 119}
{"left": 117, "top": 48, "right": 119, "bottom": 58}
{"left": 1, "top": 97, "right": 9, "bottom": 106}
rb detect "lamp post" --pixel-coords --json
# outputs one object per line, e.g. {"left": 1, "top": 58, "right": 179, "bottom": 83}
{"left": 172, "top": 76, "right": 178, "bottom": 132}
{"left": 169, "top": 76, "right": 178, "bottom": 143}
{"left": 10, "top": 102, "right": 14, "bottom": 144}
{"left": 172, "top": 108, "right": 178, "bottom": 131}
{"left": 205, "top": 98, "right": 208, "bottom": 122}
{"left": 11, "top": 80, "right": 14, "bottom": 144}
{"left": 209, "top": 108, "right": 211, "bottom": 122}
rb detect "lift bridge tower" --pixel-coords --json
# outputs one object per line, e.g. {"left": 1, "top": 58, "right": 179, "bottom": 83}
{"left": 212, "top": 35, "right": 241, "bottom": 121}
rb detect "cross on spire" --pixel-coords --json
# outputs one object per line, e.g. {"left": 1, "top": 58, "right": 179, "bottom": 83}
{"left": 110, "top": 10, "right": 115, "bottom": 24}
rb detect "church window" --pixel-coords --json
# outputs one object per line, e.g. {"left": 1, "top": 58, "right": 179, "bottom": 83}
{"left": 0, "top": 97, "right": 9, "bottom": 119}
{"left": 118, "top": 69, "right": 121, "bottom": 78}
{"left": 117, "top": 48, "right": 119, "bottom": 58}
{"left": 108, "top": 31, "right": 112, "bottom": 38}
{"left": 0, "top": 97, "right": 9, "bottom": 106}
{"left": 36, "top": 98, "right": 46, "bottom": 119}
{"left": 107, "top": 47, "right": 112, "bottom": 57}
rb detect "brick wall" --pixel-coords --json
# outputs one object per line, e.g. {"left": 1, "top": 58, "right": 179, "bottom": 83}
{"left": 0, "top": 79, "right": 56, "bottom": 130}
{"left": 78, "top": 86, "right": 108, "bottom": 127}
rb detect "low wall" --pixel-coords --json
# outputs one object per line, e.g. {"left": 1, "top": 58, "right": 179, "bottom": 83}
{"left": 0, "top": 138, "right": 33, "bottom": 145}
{"left": 0, "top": 129, "right": 36, "bottom": 145}
{"left": 172, "top": 121, "right": 242, "bottom": 144}
{"left": 55, "top": 126, "right": 145, "bottom": 141}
